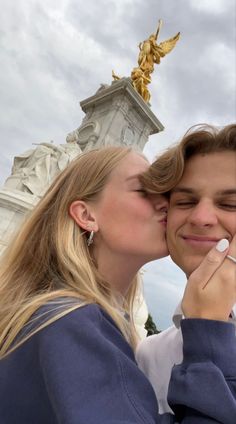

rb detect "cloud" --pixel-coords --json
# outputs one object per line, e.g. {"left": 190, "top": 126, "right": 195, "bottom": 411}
{"left": 189, "top": 0, "right": 229, "bottom": 14}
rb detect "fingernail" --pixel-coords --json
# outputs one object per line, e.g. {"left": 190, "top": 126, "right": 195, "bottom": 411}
{"left": 216, "top": 238, "right": 229, "bottom": 252}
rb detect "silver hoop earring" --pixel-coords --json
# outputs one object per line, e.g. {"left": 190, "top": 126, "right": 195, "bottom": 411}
{"left": 87, "top": 230, "right": 94, "bottom": 247}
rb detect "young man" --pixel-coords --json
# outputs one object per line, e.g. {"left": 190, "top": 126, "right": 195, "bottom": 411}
{"left": 136, "top": 124, "right": 236, "bottom": 419}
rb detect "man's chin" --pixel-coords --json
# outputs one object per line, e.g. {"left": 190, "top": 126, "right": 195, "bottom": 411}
{"left": 172, "top": 256, "right": 204, "bottom": 277}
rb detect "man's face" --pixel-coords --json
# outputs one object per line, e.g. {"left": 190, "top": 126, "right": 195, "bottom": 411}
{"left": 167, "top": 151, "right": 236, "bottom": 276}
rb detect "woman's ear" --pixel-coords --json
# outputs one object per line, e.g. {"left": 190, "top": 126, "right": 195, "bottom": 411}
{"left": 69, "top": 200, "right": 98, "bottom": 232}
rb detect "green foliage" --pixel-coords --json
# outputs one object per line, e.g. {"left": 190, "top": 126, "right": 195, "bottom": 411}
{"left": 145, "top": 314, "right": 161, "bottom": 336}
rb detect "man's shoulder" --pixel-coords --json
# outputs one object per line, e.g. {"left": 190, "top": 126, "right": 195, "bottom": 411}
{"left": 136, "top": 325, "right": 183, "bottom": 369}
{"left": 137, "top": 325, "right": 179, "bottom": 353}
{"left": 136, "top": 325, "right": 184, "bottom": 415}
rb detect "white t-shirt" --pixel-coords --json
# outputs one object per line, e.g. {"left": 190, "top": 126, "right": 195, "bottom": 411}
{"left": 136, "top": 303, "right": 236, "bottom": 415}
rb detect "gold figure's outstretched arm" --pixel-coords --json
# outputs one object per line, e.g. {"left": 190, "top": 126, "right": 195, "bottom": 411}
{"left": 155, "top": 19, "right": 163, "bottom": 40}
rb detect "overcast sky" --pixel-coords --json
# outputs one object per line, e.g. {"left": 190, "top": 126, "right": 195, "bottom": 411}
{"left": 1, "top": 0, "right": 235, "bottom": 329}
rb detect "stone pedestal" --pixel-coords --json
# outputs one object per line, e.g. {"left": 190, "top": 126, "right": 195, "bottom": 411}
{"left": 0, "top": 189, "right": 39, "bottom": 254}
{"left": 74, "top": 78, "right": 164, "bottom": 151}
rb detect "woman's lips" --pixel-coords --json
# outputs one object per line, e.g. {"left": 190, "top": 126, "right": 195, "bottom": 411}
{"left": 160, "top": 221, "right": 167, "bottom": 227}
{"left": 159, "top": 218, "right": 167, "bottom": 227}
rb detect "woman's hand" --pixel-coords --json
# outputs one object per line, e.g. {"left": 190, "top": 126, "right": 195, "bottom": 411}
{"left": 182, "top": 234, "right": 236, "bottom": 321}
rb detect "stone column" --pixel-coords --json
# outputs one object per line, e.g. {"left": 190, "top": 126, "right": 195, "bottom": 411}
{"left": 72, "top": 78, "right": 164, "bottom": 151}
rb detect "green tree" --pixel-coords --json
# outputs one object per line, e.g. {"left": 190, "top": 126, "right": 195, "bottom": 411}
{"left": 145, "top": 314, "right": 161, "bottom": 336}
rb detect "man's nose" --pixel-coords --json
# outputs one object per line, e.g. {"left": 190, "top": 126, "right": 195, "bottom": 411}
{"left": 187, "top": 200, "right": 218, "bottom": 227}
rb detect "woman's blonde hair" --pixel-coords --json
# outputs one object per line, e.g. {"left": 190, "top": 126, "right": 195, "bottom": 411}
{"left": 140, "top": 123, "right": 236, "bottom": 194}
{"left": 0, "top": 146, "right": 139, "bottom": 358}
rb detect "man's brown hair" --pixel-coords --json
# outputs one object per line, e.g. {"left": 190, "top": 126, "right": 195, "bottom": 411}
{"left": 140, "top": 123, "right": 236, "bottom": 195}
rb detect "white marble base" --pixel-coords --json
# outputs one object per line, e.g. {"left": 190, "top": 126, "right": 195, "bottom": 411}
{"left": 0, "top": 189, "right": 39, "bottom": 254}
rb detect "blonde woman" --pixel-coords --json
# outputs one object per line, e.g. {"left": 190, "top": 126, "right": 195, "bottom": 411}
{"left": 0, "top": 146, "right": 235, "bottom": 424}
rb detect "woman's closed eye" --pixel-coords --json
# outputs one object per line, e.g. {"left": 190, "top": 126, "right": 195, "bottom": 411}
{"left": 134, "top": 188, "right": 148, "bottom": 196}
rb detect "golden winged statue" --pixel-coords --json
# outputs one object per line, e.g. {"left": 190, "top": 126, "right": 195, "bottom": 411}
{"left": 137, "top": 20, "right": 180, "bottom": 74}
{"left": 112, "top": 20, "right": 180, "bottom": 103}
{"left": 132, "top": 20, "right": 180, "bottom": 102}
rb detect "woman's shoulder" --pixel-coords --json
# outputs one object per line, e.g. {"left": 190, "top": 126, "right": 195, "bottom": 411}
{"left": 18, "top": 300, "right": 104, "bottom": 346}
{"left": 33, "top": 300, "right": 104, "bottom": 330}
{"left": 33, "top": 300, "right": 121, "bottom": 341}
{"left": 29, "top": 301, "right": 133, "bottom": 363}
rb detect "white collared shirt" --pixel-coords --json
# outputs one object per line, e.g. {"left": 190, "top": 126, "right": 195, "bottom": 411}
{"left": 136, "top": 303, "right": 236, "bottom": 415}
{"left": 172, "top": 302, "right": 236, "bottom": 328}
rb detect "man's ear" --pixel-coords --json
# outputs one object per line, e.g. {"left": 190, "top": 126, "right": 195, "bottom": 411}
{"left": 69, "top": 200, "right": 98, "bottom": 232}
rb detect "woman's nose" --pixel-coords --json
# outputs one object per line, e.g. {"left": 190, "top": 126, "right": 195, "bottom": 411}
{"left": 149, "top": 194, "right": 169, "bottom": 212}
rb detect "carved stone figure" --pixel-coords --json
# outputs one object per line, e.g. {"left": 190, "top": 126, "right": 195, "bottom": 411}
{"left": 4, "top": 142, "right": 81, "bottom": 197}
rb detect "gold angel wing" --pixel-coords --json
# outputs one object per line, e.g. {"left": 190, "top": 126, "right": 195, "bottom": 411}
{"left": 157, "top": 32, "right": 180, "bottom": 57}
